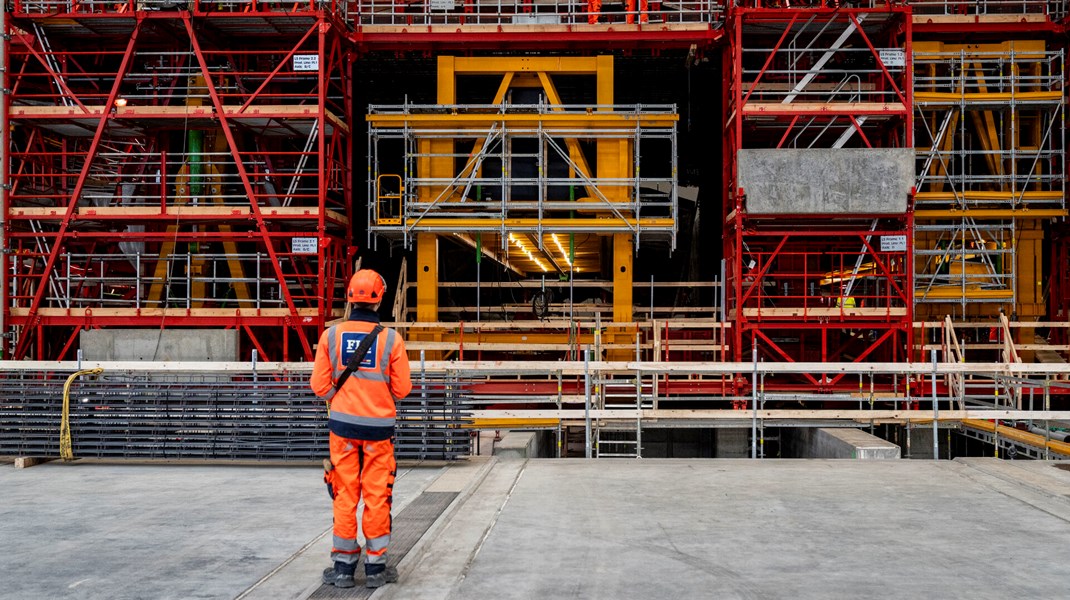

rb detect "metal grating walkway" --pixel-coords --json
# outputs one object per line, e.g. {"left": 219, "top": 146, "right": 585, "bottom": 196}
{"left": 308, "top": 491, "right": 458, "bottom": 599}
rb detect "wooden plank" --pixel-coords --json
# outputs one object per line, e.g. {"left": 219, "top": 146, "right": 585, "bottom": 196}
{"left": 741, "top": 307, "right": 909, "bottom": 317}
{"left": 472, "top": 409, "right": 1070, "bottom": 421}
{"left": 913, "top": 14, "right": 1048, "bottom": 24}
{"left": 384, "top": 320, "right": 729, "bottom": 330}
{"left": 11, "top": 206, "right": 348, "bottom": 225}
{"left": 6, "top": 359, "right": 1070, "bottom": 376}
{"left": 15, "top": 456, "right": 55, "bottom": 469}
{"left": 10, "top": 104, "right": 341, "bottom": 118}
{"left": 918, "top": 344, "right": 1070, "bottom": 351}
{"left": 360, "top": 23, "right": 709, "bottom": 35}
{"left": 11, "top": 307, "right": 322, "bottom": 317}
{"left": 742, "top": 102, "right": 907, "bottom": 115}
{"left": 419, "top": 280, "right": 720, "bottom": 289}
{"left": 915, "top": 321, "right": 1070, "bottom": 328}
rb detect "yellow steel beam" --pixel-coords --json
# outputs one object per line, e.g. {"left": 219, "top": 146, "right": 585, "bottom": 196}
{"left": 537, "top": 71, "right": 598, "bottom": 201}
{"left": 915, "top": 208, "right": 1067, "bottom": 219}
{"left": 914, "top": 91, "right": 1062, "bottom": 104}
{"left": 914, "top": 288, "right": 1014, "bottom": 300}
{"left": 915, "top": 191, "right": 1064, "bottom": 202}
{"left": 452, "top": 56, "right": 600, "bottom": 74}
{"left": 614, "top": 234, "right": 633, "bottom": 323}
{"left": 416, "top": 233, "right": 439, "bottom": 323}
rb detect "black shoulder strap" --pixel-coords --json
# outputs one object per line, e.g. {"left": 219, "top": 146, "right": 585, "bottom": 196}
{"left": 334, "top": 324, "right": 385, "bottom": 392}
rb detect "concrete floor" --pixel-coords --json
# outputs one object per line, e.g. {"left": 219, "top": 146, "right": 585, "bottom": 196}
{"left": 4, "top": 457, "right": 1070, "bottom": 599}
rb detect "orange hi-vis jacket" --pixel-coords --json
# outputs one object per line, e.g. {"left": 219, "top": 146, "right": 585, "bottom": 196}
{"left": 311, "top": 309, "right": 412, "bottom": 441}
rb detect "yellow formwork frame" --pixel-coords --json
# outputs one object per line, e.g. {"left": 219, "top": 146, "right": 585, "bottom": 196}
{"left": 410, "top": 56, "right": 638, "bottom": 346}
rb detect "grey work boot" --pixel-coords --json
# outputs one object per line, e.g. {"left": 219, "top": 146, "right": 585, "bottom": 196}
{"left": 322, "top": 565, "right": 356, "bottom": 588}
{"left": 365, "top": 566, "right": 399, "bottom": 589}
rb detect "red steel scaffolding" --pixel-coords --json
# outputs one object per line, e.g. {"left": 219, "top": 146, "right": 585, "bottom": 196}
{"left": 722, "top": 3, "right": 915, "bottom": 379}
{"left": 2, "top": 3, "right": 354, "bottom": 360}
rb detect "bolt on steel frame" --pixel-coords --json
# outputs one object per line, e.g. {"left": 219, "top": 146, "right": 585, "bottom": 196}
{"left": 2, "top": 3, "right": 355, "bottom": 361}
{"left": 722, "top": 3, "right": 915, "bottom": 377}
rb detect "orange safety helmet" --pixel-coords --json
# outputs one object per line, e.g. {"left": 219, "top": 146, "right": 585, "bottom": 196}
{"left": 347, "top": 269, "right": 386, "bottom": 304}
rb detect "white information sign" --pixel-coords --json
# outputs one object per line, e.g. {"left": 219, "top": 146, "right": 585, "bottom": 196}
{"left": 429, "top": 0, "right": 455, "bottom": 9}
{"left": 292, "top": 237, "right": 318, "bottom": 254}
{"left": 293, "top": 54, "right": 320, "bottom": 72}
{"left": 878, "top": 49, "right": 906, "bottom": 68}
{"left": 880, "top": 235, "right": 908, "bottom": 253}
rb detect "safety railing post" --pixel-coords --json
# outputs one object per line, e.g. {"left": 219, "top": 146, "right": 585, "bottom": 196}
{"left": 585, "top": 346, "right": 592, "bottom": 459}
{"left": 751, "top": 346, "right": 758, "bottom": 459}
{"left": 931, "top": 349, "right": 939, "bottom": 460}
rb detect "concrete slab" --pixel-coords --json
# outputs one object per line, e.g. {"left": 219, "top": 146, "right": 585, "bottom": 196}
{"left": 787, "top": 427, "right": 901, "bottom": 459}
{"left": 0, "top": 462, "right": 440, "bottom": 600}
{"left": 393, "top": 459, "right": 1070, "bottom": 600}
{"left": 738, "top": 148, "right": 913, "bottom": 215}
{"left": 5, "top": 458, "right": 1070, "bottom": 600}
{"left": 80, "top": 329, "right": 240, "bottom": 361}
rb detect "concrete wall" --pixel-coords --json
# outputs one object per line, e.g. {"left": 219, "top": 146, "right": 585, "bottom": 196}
{"left": 786, "top": 428, "right": 901, "bottom": 459}
{"left": 713, "top": 428, "right": 750, "bottom": 458}
{"left": 493, "top": 431, "right": 552, "bottom": 459}
{"left": 738, "top": 148, "right": 913, "bottom": 214}
{"left": 80, "top": 329, "right": 240, "bottom": 362}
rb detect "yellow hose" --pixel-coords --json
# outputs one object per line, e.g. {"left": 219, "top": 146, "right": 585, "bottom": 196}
{"left": 60, "top": 368, "right": 104, "bottom": 461}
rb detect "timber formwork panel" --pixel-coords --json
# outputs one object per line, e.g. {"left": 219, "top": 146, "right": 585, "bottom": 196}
{"left": 723, "top": 5, "right": 915, "bottom": 373}
{"left": 2, "top": 9, "right": 355, "bottom": 360}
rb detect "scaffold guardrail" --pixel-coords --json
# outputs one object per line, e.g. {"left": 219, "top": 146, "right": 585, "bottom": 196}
{"left": 3, "top": 358, "right": 1070, "bottom": 460}
{"left": 350, "top": 0, "right": 721, "bottom": 26}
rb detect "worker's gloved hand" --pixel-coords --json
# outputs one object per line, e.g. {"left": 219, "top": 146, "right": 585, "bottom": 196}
{"left": 323, "top": 458, "right": 337, "bottom": 500}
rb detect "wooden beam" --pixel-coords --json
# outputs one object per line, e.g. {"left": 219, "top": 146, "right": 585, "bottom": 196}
{"left": 14, "top": 456, "right": 55, "bottom": 469}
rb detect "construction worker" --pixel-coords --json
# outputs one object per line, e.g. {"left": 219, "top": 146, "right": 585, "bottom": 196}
{"left": 588, "top": 0, "right": 601, "bottom": 24}
{"left": 625, "top": 0, "right": 648, "bottom": 24}
{"left": 312, "top": 269, "right": 412, "bottom": 589}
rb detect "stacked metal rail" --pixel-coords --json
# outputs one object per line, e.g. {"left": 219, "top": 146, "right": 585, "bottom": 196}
{"left": 0, "top": 367, "right": 471, "bottom": 461}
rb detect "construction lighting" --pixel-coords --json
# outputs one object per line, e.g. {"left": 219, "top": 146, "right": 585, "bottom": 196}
{"left": 510, "top": 233, "right": 550, "bottom": 272}
{"left": 551, "top": 233, "right": 572, "bottom": 269}
{"left": 114, "top": 97, "right": 128, "bottom": 108}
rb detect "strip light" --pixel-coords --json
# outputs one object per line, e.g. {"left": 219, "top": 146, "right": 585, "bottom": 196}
{"left": 551, "top": 233, "right": 572, "bottom": 269}
{"left": 509, "top": 233, "right": 549, "bottom": 272}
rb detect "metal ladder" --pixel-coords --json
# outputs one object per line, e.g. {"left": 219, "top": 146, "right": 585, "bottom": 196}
{"left": 594, "top": 374, "right": 652, "bottom": 458}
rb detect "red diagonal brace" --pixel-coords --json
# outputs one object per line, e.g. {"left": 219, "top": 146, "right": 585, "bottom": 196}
{"left": 184, "top": 16, "right": 314, "bottom": 359}
{"left": 238, "top": 23, "right": 318, "bottom": 113}
{"left": 849, "top": 13, "right": 907, "bottom": 107}
{"left": 14, "top": 21, "right": 143, "bottom": 360}
{"left": 17, "top": 36, "right": 89, "bottom": 114}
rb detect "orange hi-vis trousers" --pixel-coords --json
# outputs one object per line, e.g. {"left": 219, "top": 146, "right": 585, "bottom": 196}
{"left": 626, "top": 0, "right": 648, "bottom": 23}
{"left": 327, "top": 432, "right": 396, "bottom": 574}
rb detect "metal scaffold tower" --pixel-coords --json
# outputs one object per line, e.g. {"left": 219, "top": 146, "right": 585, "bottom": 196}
{"left": 912, "top": 40, "right": 1066, "bottom": 356}
{"left": 2, "top": 2, "right": 355, "bottom": 360}
{"left": 722, "top": 3, "right": 915, "bottom": 375}
{"left": 367, "top": 56, "right": 684, "bottom": 363}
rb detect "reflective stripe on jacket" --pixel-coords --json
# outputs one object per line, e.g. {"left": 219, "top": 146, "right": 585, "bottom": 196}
{"left": 310, "top": 311, "right": 413, "bottom": 440}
